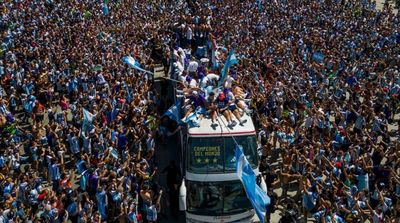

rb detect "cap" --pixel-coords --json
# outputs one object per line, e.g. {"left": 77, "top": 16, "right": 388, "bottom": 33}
{"left": 218, "top": 92, "right": 225, "bottom": 100}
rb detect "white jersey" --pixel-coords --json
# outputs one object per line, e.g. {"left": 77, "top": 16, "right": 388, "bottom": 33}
{"left": 187, "top": 61, "right": 198, "bottom": 73}
{"left": 188, "top": 79, "right": 198, "bottom": 88}
{"left": 224, "top": 75, "right": 234, "bottom": 89}
{"left": 207, "top": 73, "right": 219, "bottom": 82}
{"left": 174, "top": 61, "right": 184, "bottom": 76}
{"left": 199, "top": 76, "right": 210, "bottom": 88}
{"left": 186, "top": 27, "right": 193, "bottom": 40}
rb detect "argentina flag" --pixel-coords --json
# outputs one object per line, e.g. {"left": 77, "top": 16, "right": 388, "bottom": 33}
{"left": 235, "top": 145, "right": 270, "bottom": 222}
{"left": 163, "top": 100, "right": 183, "bottom": 124}
{"left": 312, "top": 52, "right": 325, "bottom": 63}
{"left": 256, "top": 0, "right": 264, "bottom": 12}
{"left": 82, "top": 108, "right": 95, "bottom": 133}
{"left": 102, "top": 0, "right": 109, "bottom": 15}
{"left": 182, "top": 106, "right": 206, "bottom": 128}
{"left": 83, "top": 108, "right": 94, "bottom": 123}
{"left": 218, "top": 49, "right": 238, "bottom": 87}
{"left": 182, "top": 112, "right": 200, "bottom": 128}
{"left": 122, "top": 56, "right": 154, "bottom": 75}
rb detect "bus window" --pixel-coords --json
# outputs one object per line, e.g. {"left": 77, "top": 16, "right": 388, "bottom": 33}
{"left": 187, "top": 181, "right": 223, "bottom": 215}
{"left": 223, "top": 182, "right": 252, "bottom": 214}
{"left": 188, "top": 136, "right": 258, "bottom": 173}
{"left": 224, "top": 136, "right": 258, "bottom": 171}
{"left": 187, "top": 181, "right": 252, "bottom": 216}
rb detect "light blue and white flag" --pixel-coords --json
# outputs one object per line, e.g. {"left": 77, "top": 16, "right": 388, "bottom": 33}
{"left": 257, "top": 0, "right": 264, "bottom": 12}
{"left": 182, "top": 106, "right": 206, "bottom": 128}
{"left": 102, "top": 0, "right": 109, "bottom": 15}
{"left": 110, "top": 147, "right": 119, "bottom": 159}
{"left": 312, "top": 52, "right": 325, "bottom": 63}
{"left": 122, "top": 56, "right": 154, "bottom": 75}
{"left": 218, "top": 50, "right": 238, "bottom": 87}
{"left": 83, "top": 109, "right": 94, "bottom": 123}
{"left": 125, "top": 85, "right": 133, "bottom": 103}
{"left": 235, "top": 145, "right": 270, "bottom": 222}
{"left": 82, "top": 108, "right": 95, "bottom": 133}
{"left": 183, "top": 112, "right": 200, "bottom": 128}
{"left": 163, "top": 100, "right": 183, "bottom": 124}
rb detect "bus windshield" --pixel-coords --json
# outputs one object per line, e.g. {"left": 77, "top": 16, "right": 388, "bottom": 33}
{"left": 188, "top": 135, "right": 257, "bottom": 173}
{"left": 187, "top": 180, "right": 252, "bottom": 216}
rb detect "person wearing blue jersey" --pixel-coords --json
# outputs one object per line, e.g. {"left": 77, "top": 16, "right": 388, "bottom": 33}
{"left": 215, "top": 92, "right": 236, "bottom": 127}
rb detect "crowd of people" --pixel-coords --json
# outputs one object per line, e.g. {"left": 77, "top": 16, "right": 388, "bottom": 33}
{"left": 0, "top": 0, "right": 184, "bottom": 222}
{"left": 169, "top": 0, "right": 400, "bottom": 222}
{"left": 0, "top": 0, "right": 399, "bottom": 223}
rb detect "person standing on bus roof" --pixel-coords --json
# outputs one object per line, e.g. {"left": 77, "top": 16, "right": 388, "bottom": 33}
{"left": 206, "top": 92, "right": 218, "bottom": 127}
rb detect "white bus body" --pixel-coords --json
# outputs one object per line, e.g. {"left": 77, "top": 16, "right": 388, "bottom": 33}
{"left": 179, "top": 113, "right": 262, "bottom": 223}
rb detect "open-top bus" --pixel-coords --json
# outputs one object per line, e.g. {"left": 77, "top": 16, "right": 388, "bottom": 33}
{"left": 179, "top": 113, "right": 262, "bottom": 223}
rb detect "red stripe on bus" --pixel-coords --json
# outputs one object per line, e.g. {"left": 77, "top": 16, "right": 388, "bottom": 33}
{"left": 188, "top": 131, "right": 256, "bottom": 136}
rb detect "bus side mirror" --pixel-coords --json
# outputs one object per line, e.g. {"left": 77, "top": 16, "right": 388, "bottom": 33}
{"left": 179, "top": 179, "right": 187, "bottom": 211}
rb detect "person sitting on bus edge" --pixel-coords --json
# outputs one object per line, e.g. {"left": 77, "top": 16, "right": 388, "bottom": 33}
{"left": 215, "top": 92, "right": 236, "bottom": 127}
{"left": 225, "top": 89, "right": 247, "bottom": 125}
{"left": 224, "top": 75, "right": 251, "bottom": 116}
{"left": 206, "top": 92, "right": 218, "bottom": 127}
{"left": 232, "top": 83, "right": 252, "bottom": 115}
{"left": 182, "top": 90, "right": 205, "bottom": 120}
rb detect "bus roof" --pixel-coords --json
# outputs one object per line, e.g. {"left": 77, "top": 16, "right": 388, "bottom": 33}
{"left": 187, "top": 113, "right": 256, "bottom": 137}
